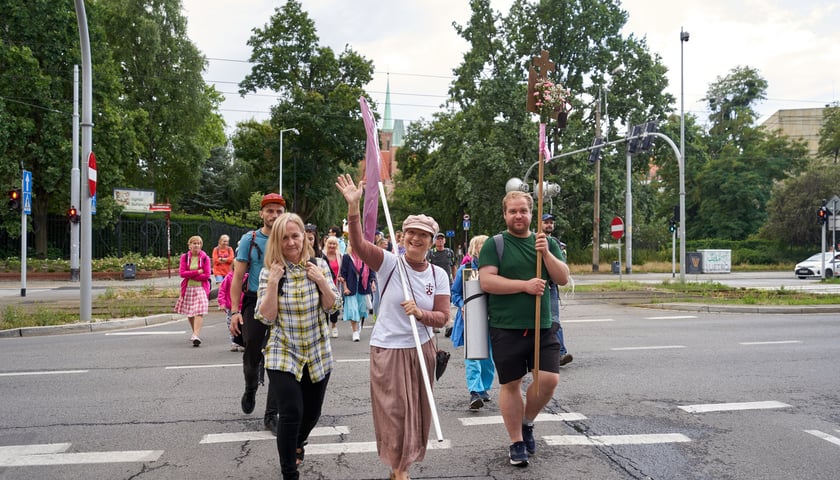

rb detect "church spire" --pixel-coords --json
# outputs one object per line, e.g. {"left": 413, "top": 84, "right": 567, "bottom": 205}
{"left": 383, "top": 74, "right": 393, "bottom": 132}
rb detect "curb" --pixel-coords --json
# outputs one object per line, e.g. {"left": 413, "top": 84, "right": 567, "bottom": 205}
{"left": 0, "top": 313, "right": 183, "bottom": 338}
{"left": 638, "top": 303, "right": 840, "bottom": 314}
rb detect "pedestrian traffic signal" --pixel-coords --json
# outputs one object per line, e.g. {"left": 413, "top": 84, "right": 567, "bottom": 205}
{"left": 67, "top": 206, "right": 80, "bottom": 224}
{"left": 668, "top": 217, "right": 676, "bottom": 233}
{"left": 640, "top": 122, "right": 657, "bottom": 151}
{"left": 817, "top": 206, "right": 832, "bottom": 225}
{"left": 7, "top": 189, "right": 21, "bottom": 210}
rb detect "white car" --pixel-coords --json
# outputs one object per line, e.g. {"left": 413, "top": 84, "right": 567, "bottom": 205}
{"left": 794, "top": 252, "right": 840, "bottom": 279}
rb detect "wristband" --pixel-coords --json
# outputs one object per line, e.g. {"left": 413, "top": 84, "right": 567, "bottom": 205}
{"left": 231, "top": 311, "right": 241, "bottom": 316}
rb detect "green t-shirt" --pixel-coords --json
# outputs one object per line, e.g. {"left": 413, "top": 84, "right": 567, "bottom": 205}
{"left": 478, "top": 231, "right": 562, "bottom": 330}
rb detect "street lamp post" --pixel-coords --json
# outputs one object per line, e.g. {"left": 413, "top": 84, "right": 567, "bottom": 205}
{"left": 680, "top": 28, "right": 689, "bottom": 282}
{"left": 279, "top": 127, "right": 299, "bottom": 196}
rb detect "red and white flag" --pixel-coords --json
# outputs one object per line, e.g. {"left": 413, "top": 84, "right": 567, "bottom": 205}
{"left": 539, "top": 123, "right": 552, "bottom": 162}
{"left": 359, "top": 97, "right": 381, "bottom": 243}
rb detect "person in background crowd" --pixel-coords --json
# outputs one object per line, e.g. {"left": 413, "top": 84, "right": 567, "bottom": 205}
{"left": 305, "top": 223, "right": 323, "bottom": 259}
{"left": 256, "top": 212, "right": 341, "bottom": 480}
{"left": 450, "top": 234, "right": 495, "bottom": 410}
{"left": 541, "top": 213, "right": 572, "bottom": 366}
{"left": 218, "top": 270, "right": 248, "bottom": 351}
{"left": 323, "top": 236, "right": 344, "bottom": 338}
{"left": 335, "top": 173, "right": 450, "bottom": 480}
{"left": 328, "top": 225, "right": 347, "bottom": 254}
{"left": 479, "top": 191, "right": 570, "bottom": 468}
{"left": 212, "top": 234, "right": 235, "bottom": 283}
{"left": 395, "top": 230, "right": 406, "bottom": 255}
{"left": 175, "top": 235, "right": 211, "bottom": 347}
{"left": 427, "top": 232, "right": 456, "bottom": 283}
{"left": 229, "top": 193, "right": 286, "bottom": 435}
{"left": 340, "top": 245, "right": 375, "bottom": 342}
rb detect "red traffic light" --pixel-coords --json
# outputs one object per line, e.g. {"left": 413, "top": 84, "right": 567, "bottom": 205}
{"left": 67, "top": 206, "right": 80, "bottom": 223}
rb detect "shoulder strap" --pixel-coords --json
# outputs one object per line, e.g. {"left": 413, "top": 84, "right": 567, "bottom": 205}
{"left": 493, "top": 233, "right": 504, "bottom": 264}
{"left": 247, "top": 230, "right": 262, "bottom": 269}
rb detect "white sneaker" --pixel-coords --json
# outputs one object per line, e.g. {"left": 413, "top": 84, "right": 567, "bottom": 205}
{"left": 331, "top": 328, "right": 339, "bottom": 338}
{"left": 230, "top": 343, "right": 239, "bottom": 352}
{"left": 352, "top": 331, "right": 360, "bottom": 342}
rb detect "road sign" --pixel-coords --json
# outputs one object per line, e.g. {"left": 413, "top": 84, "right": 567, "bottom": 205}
{"left": 445, "top": 229, "right": 455, "bottom": 238}
{"left": 149, "top": 203, "right": 171, "bottom": 212}
{"left": 22, "top": 170, "right": 32, "bottom": 194}
{"left": 610, "top": 216, "right": 624, "bottom": 240}
{"left": 22, "top": 193, "right": 32, "bottom": 215}
{"left": 88, "top": 152, "right": 97, "bottom": 197}
{"left": 463, "top": 220, "right": 470, "bottom": 230}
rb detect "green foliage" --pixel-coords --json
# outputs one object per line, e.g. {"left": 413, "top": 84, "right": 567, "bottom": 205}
{"left": 818, "top": 102, "right": 840, "bottom": 163}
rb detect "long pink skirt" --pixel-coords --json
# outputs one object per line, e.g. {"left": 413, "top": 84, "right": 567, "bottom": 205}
{"left": 369, "top": 340, "right": 437, "bottom": 472}
{"left": 174, "top": 285, "right": 208, "bottom": 317}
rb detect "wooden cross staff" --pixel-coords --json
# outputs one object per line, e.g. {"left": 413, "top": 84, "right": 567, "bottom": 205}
{"left": 526, "top": 50, "right": 555, "bottom": 394}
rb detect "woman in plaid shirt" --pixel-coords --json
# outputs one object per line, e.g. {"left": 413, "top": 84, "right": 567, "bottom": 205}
{"left": 256, "top": 213, "right": 341, "bottom": 480}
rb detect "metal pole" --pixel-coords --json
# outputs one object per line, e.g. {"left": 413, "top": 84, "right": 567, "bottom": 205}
{"left": 20, "top": 174, "right": 26, "bottom": 297}
{"left": 71, "top": 65, "right": 80, "bottom": 282}
{"left": 74, "top": 0, "right": 93, "bottom": 320}
{"left": 672, "top": 228, "right": 676, "bottom": 278}
{"left": 625, "top": 123, "right": 633, "bottom": 273}
{"left": 593, "top": 91, "right": 601, "bottom": 272}
{"left": 279, "top": 128, "right": 284, "bottom": 195}
{"left": 680, "top": 27, "right": 689, "bottom": 283}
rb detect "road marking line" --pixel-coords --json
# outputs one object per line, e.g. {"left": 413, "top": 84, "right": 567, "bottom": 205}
{"left": 804, "top": 430, "right": 840, "bottom": 448}
{"left": 679, "top": 400, "right": 791, "bottom": 413}
{"left": 0, "top": 370, "right": 88, "bottom": 377}
{"left": 201, "top": 426, "right": 349, "bottom": 444}
{"left": 459, "top": 412, "right": 586, "bottom": 426}
{"left": 106, "top": 331, "right": 187, "bottom": 336}
{"left": 644, "top": 315, "right": 697, "bottom": 320}
{"left": 564, "top": 319, "right": 614, "bottom": 323}
{"left": 0, "top": 450, "right": 164, "bottom": 466}
{"left": 336, "top": 358, "right": 370, "bottom": 363}
{"left": 544, "top": 433, "right": 691, "bottom": 446}
{"left": 0, "top": 443, "right": 71, "bottom": 458}
{"left": 305, "top": 440, "right": 451, "bottom": 455}
{"left": 165, "top": 363, "right": 240, "bottom": 370}
{"left": 739, "top": 340, "right": 802, "bottom": 345}
{"left": 610, "top": 345, "right": 686, "bottom": 351}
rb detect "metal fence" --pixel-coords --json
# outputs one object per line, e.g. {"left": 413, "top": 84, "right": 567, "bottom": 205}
{"left": 0, "top": 215, "right": 254, "bottom": 259}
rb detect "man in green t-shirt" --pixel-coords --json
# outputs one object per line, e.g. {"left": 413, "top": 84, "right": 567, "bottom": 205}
{"left": 478, "top": 191, "right": 570, "bottom": 468}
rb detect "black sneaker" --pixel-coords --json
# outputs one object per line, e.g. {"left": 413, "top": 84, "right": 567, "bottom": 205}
{"left": 522, "top": 423, "right": 536, "bottom": 455}
{"left": 241, "top": 389, "right": 256, "bottom": 414}
{"left": 480, "top": 391, "right": 491, "bottom": 402}
{"left": 508, "top": 441, "right": 529, "bottom": 467}
{"left": 559, "top": 353, "right": 574, "bottom": 366}
{"left": 469, "top": 392, "right": 484, "bottom": 410}
{"left": 264, "top": 414, "right": 279, "bottom": 436}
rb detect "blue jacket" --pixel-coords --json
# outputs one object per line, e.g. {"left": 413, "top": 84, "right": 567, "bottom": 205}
{"left": 339, "top": 255, "right": 375, "bottom": 295}
{"left": 449, "top": 258, "right": 478, "bottom": 347}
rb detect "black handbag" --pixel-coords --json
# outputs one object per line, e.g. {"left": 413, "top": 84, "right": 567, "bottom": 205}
{"left": 435, "top": 349, "right": 450, "bottom": 380}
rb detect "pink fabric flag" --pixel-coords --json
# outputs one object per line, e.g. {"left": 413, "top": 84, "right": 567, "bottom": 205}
{"left": 359, "top": 96, "right": 381, "bottom": 243}
{"left": 539, "top": 123, "right": 552, "bottom": 162}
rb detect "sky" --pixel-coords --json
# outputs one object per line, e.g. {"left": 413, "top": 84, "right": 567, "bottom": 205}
{"left": 181, "top": 0, "right": 840, "bottom": 134}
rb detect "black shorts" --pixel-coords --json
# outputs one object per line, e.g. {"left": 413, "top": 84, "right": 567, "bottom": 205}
{"left": 490, "top": 324, "right": 561, "bottom": 384}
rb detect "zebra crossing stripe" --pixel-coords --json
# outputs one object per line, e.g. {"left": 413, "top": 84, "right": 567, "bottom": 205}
{"left": 0, "top": 449, "right": 163, "bottom": 467}
{"left": 0, "top": 370, "right": 87, "bottom": 377}
{"left": 0, "top": 443, "right": 71, "bottom": 458}
{"left": 459, "top": 412, "right": 586, "bottom": 426}
{"left": 201, "top": 426, "right": 349, "bottom": 444}
{"left": 305, "top": 440, "right": 451, "bottom": 455}
{"left": 544, "top": 433, "right": 691, "bottom": 446}
{"left": 804, "top": 430, "right": 840, "bottom": 448}
{"left": 678, "top": 401, "right": 791, "bottom": 413}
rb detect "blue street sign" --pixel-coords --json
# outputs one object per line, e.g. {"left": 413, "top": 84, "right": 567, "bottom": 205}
{"left": 463, "top": 220, "right": 471, "bottom": 230}
{"left": 445, "top": 230, "right": 455, "bottom": 238}
{"left": 23, "top": 193, "right": 32, "bottom": 215}
{"left": 91, "top": 194, "right": 96, "bottom": 215}
{"left": 22, "top": 170, "right": 32, "bottom": 194}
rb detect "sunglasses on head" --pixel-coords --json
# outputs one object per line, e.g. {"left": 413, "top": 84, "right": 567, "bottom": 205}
{"left": 305, "top": 223, "right": 317, "bottom": 232}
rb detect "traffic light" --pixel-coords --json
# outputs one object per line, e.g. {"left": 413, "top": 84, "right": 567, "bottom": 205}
{"left": 817, "top": 206, "right": 832, "bottom": 225}
{"left": 67, "top": 206, "right": 80, "bottom": 224}
{"left": 588, "top": 137, "right": 604, "bottom": 165}
{"left": 640, "top": 121, "right": 657, "bottom": 152}
{"left": 627, "top": 124, "right": 642, "bottom": 155}
{"left": 7, "top": 189, "right": 21, "bottom": 210}
{"left": 668, "top": 219, "right": 676, "bottom": 233}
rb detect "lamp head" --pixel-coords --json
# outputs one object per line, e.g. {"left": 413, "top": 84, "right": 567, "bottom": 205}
{"left": 505, "top": 177, "right": 529, "bottom": 194}
{"left": 680, "top": 31, "right": 690, "bottom": 42}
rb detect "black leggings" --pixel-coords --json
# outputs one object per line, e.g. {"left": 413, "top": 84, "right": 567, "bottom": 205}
{"left": 266, "top": 368, "right": 330, "bottom": 480}
{"left": 241, "top": 293, "right": 277, "bottom": 416}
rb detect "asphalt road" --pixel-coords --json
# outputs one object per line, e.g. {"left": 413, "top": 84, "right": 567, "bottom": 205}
{"left": 1, "top": 299, "right": 839, "bottom": 479}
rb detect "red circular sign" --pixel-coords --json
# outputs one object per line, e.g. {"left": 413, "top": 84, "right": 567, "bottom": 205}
{"left": 610, "top": 216, "right": 624, "bottom": 240}
{"left": 88, "top": 152, "right": 97, "bottom": 197}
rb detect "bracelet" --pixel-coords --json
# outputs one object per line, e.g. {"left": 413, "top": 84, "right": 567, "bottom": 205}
{"left": 230, "top": 311, "right": 241, "bottom": 315}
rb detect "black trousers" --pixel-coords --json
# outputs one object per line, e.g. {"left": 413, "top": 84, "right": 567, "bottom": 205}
{"left": 267, "top": 368, "right": 330, "bottom": 480}
{"left": 241, "top": 292, "right": 277, "bottom": 417}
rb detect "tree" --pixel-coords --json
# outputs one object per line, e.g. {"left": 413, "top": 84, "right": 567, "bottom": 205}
{"left": 761, "top": 166, "right": 840, "bottom": 246}
{"left": 237, "top": 0, "right": 373, "bottom": 222}
{"left": 818, "top": 102, "right": 840, "bottom": 163}
{"left": 99, "top": 0, "right": 225, "bottom": 207}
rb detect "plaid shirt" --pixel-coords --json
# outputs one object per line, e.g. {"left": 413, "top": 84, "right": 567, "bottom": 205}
{"left": 254, "top": 258, "right": 341, "bottom": 382}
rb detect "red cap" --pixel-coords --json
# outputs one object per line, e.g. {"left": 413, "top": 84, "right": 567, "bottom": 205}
{"left": 261, "top": 193, "right": 286, "bottom": 209}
